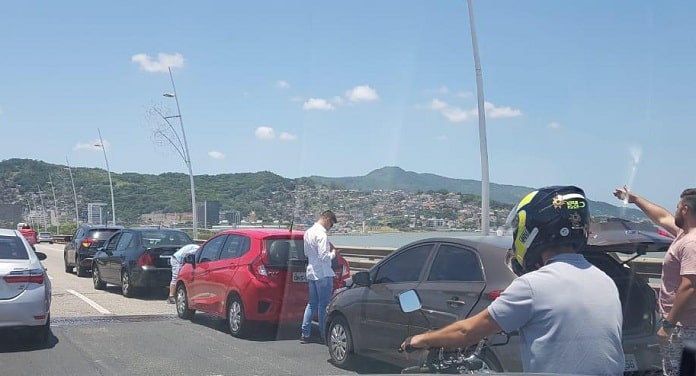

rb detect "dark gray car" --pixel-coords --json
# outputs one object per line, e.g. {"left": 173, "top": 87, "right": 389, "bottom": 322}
{"left": 325, "top": 219, "right": 669, "bottom": 374}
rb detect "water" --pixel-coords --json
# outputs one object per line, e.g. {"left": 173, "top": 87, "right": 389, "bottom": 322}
{"left": 329, "top": 231, "right": 478, "bottom": 249}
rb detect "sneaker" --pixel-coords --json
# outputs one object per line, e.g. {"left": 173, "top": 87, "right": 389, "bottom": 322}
{"left": 299, "top": 336, "right": 310, "bottom": 344}
{"left": 167, "top": 296, "right": 176, "bottom": 304}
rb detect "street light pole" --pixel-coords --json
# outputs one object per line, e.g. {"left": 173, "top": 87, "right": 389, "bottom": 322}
{"left": 466, "top": 0, "right": 490, "bottom": 234}
{"left": 163, "top": 66, "right": 197, "bottom": 239}
{"left": 95, "top": 128, "right": 116, "bottom": 226}
{"left": 47, "top": 174, "right": 60, "bottom": 234}
{"left": 65, "top": 157, "right": 79, "bottom": 226}
{"left": 36, "top": 185, "right": 46, "bottom": 231}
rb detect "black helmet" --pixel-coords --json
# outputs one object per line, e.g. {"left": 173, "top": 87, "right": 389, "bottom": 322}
{"left": 507, "top": 185, "right": 590, "bottom": 275}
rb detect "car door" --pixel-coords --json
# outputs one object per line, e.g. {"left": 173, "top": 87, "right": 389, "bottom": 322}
{"left": 207, "top": 234, "right": 251, "bottom": 316}
{"left": 413, "top": 242, "right": 487, "bottom": 334}
{"left": 66, "top": 227, "right": 85, "bottom": 263}
{"left": 110, "top": 231, "right": 135, "bottom": 283}
{"left": 189, "top": 235, "right": 226, "bottom": 312}
{"left": 359, "top": 242, "right": 434, "bottom": 361}
{"left": 95, "top": 232, "right": 120, "bottom": 283}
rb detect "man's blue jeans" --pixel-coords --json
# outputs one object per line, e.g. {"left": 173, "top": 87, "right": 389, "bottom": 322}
{"left": 301, "top": 276, "right": 333, "bottom": 340}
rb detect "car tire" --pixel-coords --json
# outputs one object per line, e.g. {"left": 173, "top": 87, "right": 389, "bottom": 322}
{"left": 175, "top": 284, "right": 195, "bottom": 320}
{"left": 227, "top": 294, "right": 250, "bottom": 338}
{"left": 328, "top": 315, "right": 357, "bottom": 368}
{"left": 64, "top": 254, "right": 72, "bottom": 273}
{"left": 75, "top": 257, "right": 88, "bottom": 277}
{"left": 121, "top": 270, "right": 135, "bottom": 298}
{"left": 92, "top": 265, "right": 106, "bottom": 290}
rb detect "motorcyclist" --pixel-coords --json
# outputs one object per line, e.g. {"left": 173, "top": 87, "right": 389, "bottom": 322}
{"left": 400, "top": 185, "right": 625, "bottom": 375}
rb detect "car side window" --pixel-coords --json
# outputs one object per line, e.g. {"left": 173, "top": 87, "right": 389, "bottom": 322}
{"left": 373, "top": 244, "right": 432, "bottom": 284}
{"left": 116, "top": 232, "right": 134, "bottom": 251}
{"left": 427, "top": 244, "right": 483, "bottom": 282}
{"left": 198, "top": 235, "right": 226, "bottom": 263}
{"left": 219, "top": 235, "right": 250, "bottom": 260}
{"left": 104, "top": 233, "right": 121, "bottom": 252}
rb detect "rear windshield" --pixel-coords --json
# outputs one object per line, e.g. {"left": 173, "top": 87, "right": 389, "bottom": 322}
{"left": 39, "top": 232, "right": 52, "bottom": 236}
{"left": 141, "top": 230, "right": 193, "bottom": 247}
{"left": 88, "top": 229, "right": 121, "bottom": 240}
{"left": 265, "top": 239, "right": 306, "bottom": 266}
{"left": 0, "top": 236, "right": 29, "bottom": 260}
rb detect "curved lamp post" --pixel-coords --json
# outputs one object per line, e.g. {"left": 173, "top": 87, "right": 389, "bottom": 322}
{"left": 95, "top": 129, "right": 116, "bottom": 226}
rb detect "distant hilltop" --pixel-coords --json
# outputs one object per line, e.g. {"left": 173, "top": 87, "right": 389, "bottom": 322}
{"left": 308, "top": 166, "right": 646, "bottom": 220}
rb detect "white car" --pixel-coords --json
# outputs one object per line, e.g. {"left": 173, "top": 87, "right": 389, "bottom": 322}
{"left": 0, "top": 229, "right": 51, "bottom": 343}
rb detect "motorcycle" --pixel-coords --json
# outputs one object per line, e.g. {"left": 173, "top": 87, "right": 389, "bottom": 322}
{"left": 397, "top": 289, "right": 509, "bottom": 374}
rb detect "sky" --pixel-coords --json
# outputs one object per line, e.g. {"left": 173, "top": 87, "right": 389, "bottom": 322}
{"left": 1, "top": 1, "right": 695, "bottom": 210}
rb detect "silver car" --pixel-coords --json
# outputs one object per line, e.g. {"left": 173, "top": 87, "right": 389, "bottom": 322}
{"left": 0, "top": 229, "right": 51, "bottom": 343}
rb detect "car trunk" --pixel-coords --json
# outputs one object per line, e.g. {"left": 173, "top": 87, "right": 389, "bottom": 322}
{"left": 144, "top": 246, "right": 181, "bottom": 268}
{"left": 583, "top": 220, "right": 673, "bottom": 337}
{"left": 263, "top": 237, "right": 309, "bottom": 305}
{"left": 0, "top": 261, "right": 36, "bottom": 300}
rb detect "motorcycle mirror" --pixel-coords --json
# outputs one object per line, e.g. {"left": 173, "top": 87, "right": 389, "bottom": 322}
{"left": 398, "top": 289, "right": 422, "bottom": 313}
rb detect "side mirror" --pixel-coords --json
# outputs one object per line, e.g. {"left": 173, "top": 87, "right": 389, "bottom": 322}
{"left": 351, "top": 271, "right": 371, "bottom": 287}
{"left": 35, "top": 252, "right": 47, "bottom": 261}
{"left": 184, "top": 254, "right": 196, "bottom": 268}
{"left": 398, "top": 289, "right": 422, "bottom": 313}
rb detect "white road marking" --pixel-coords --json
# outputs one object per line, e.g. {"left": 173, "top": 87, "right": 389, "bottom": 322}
{"left": 48, "top": 275, "right": 54, "bottom": 280}
{"left": 66, "top": 289, "right": 111, "bottom": 314}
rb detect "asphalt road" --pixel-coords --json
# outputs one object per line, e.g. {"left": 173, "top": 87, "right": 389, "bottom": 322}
{"left": 0, "top": 243, "right": 402, "bottom": 376}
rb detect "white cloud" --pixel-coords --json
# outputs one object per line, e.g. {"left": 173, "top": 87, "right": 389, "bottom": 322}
{"left": 279, "top": 132, "right": 298, "bottom": 141}
{"left": 428, "top": 99, "right": 448, "bottom": 110}
{"left": 131, "top": 53, "right": 184, "bottom": 73}
{"left": 277, "top": 80, "right": 290, "bottom": 89}
{"left": 208, "top": 151, "right": 225, "bottom": 160}
{"left": 442, "top": 107, "right": 476, "bottom": 122}
{"left": 426, "top": 86, "right": 450, "bottom": 95}
{"left": 74, "top": 139, "right": 110, "bottom": 152}
{"left": 457, "top": 91, "right": 474, "bottom": 99}
{"left": 483, "top": 102, "right": 523, "bottom": 118}
{"left": 548, "top": 121, "right": 561, "bottom": 130}
{"left": 345, "top": 85, "right": 379, "bottom": 102}
{"left": 303, "top": 98, "right": 335, "bottom": 111}
{"left": 255, "top": 126, "right": 276, "bottom": 140}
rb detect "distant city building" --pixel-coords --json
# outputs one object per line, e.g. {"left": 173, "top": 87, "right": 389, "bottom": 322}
{"left": 87, "top": 203, "right": 107, "bottom": 225}
{"left": 197, "top": 200, "right": 221, "bottom": 228}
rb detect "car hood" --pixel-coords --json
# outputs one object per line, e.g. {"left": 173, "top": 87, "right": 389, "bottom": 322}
{"left": 586, "top": 220, "right": 673, "bottom": 254}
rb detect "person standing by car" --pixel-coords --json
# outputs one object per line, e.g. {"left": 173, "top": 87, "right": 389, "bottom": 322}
{"left": 167, "top": 243, "right": 199, "bottom": 304}
{"left": 401, "top": 186, "right": 625, "bottom": 375}
{"left": 614, "top": 186, "right": 696, "bottom": 375}
{"left": 301, "top": 210, "right": 338, "bottom": 344}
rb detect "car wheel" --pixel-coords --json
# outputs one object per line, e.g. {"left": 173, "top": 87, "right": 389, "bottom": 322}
{"left": 227, "top": 295, "right": 250, "bottom": 338}
{"left": 64, "top": 253, "right": 72, "bottom": 273}
{"left": 92, "top": 265, "right": 106, "bottom": 290}
{"left": 121, "top": 270, "right": 134, "bottom": 298}
{"left": 175, "top": 284, "right": 195, "bottom": 320}
{"left": 328, "top": 315, "right": 357, "bottom": 368}
{"left": 75, "top": 257, "right": 88, "bottom": 277}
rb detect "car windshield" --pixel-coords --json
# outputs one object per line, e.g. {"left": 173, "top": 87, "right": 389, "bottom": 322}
{"left": 142, "top": 230, "right": 193, "bottom": 246}
{"left": 88, "top": 230, "right": 120, "bottom": 240}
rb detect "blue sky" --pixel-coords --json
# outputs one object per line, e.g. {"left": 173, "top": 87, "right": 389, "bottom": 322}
{"left": 1, "top": 1, "right": 694, "bottom": 210}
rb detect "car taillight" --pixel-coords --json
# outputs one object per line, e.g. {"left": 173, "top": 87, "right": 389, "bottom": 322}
{"left": 3, "top": 268, "right": 45, "bottom": 284}
{"left": 341, "top": 261, "right": 350, "bottom": 280}
{"left": 136, "top": 252, "right": 154, "bottom": 266}
{"left": 487, "top": 290, "right": 503, "bottom": 301}
{"left": 81, "top": 239, "right": 94, "bottom": 248}
{"left": 250, "top": 257, "right": 269, "bottom": 282}
{"left": 657, "top": 228, "right": 674, "bottom": 239}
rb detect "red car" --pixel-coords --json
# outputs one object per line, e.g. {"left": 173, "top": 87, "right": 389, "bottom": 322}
{"left": 174, "top": 228, "right": 351, "bottom": 337}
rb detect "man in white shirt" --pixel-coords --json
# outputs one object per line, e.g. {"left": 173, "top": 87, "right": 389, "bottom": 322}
{"left": 300, "top": 210, "right": 337, "bottom": 344}
{"left": 168, "top": 244, "right": 200, "bottom": 304}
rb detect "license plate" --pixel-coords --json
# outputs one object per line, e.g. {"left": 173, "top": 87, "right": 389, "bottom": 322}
{"left": 160, "top": 255, "right": 171, "bottom": 266}
{"left": 624, "top": 353, "right": 638, "bottom": 372}
{"left": 292, "top": 272, "right": 307, "bottom": 282}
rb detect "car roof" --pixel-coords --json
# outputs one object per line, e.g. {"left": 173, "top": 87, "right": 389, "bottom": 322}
{"left": 0, "top": 228, "right": 20, "bottom": 237}
{"left": 216, "top": 228, "right": 303, "bottom": 239}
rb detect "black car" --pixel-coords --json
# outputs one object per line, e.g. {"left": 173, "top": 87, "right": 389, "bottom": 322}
{"left": 64, "top": 225, "right": 123, "bottom": 277}
{"left": 91, "top": 228, "right": 194, "bottom": 297}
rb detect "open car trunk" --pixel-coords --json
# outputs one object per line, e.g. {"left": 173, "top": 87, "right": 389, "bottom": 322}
{"left": 583, "top": 219, "right": 674, "bottom": 337}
